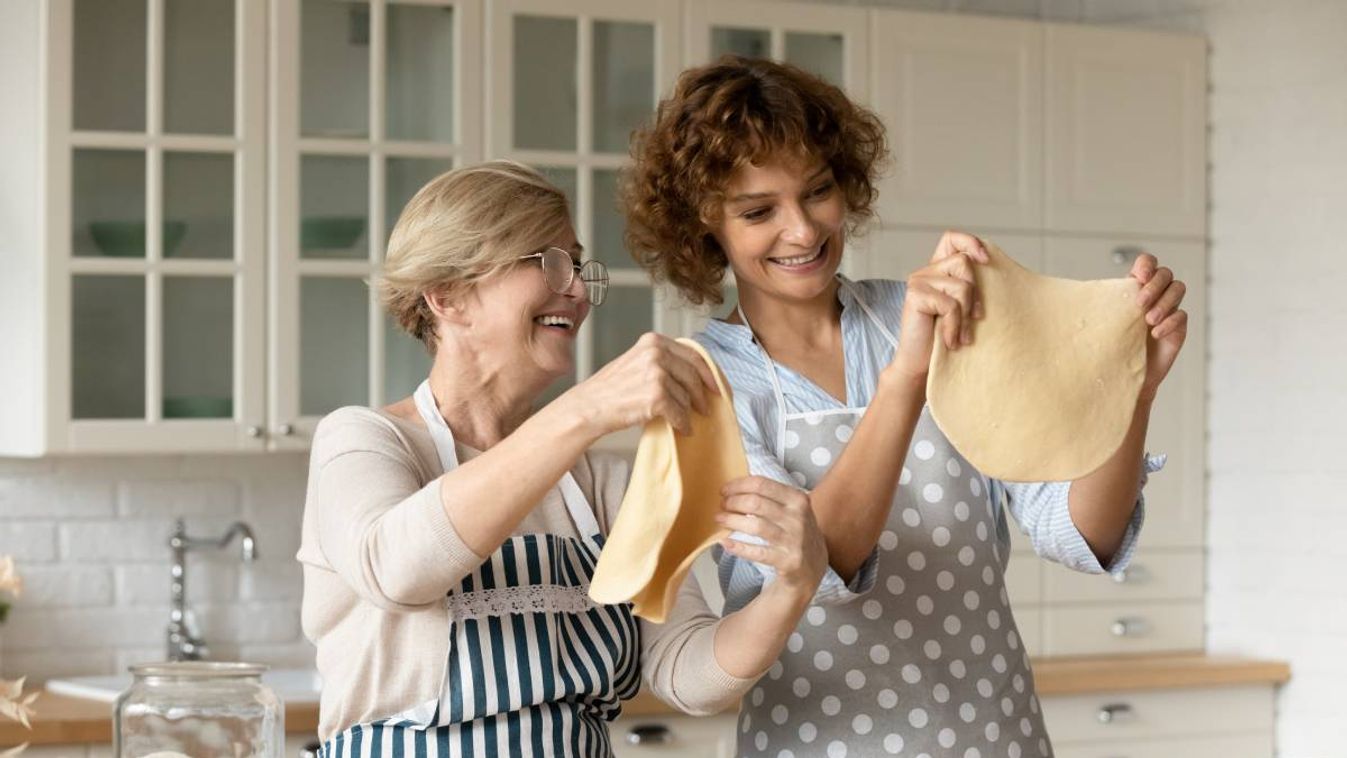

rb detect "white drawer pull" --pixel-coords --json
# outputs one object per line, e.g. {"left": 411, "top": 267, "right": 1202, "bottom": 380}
{"left": 1096, "top": 703, "right": 1134, "bottom": 724}
{"left": 1109, "top": 617, "right": 1149, "bottom": 637}
{"left": 1112, "top": 245, "right": 1144, "bottom": 265}
{"left": 626, "top": 723, "right": 673, "bottom": 745}
{"left": 1111, "top": 564, "right": 1148, "bottom": 584}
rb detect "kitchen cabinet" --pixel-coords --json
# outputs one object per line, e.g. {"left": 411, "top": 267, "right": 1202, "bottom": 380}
{"left": 1044, "top": 23, "right": 1207, "bottom": 238}
{"left": 1043, "top": 685, "right": 1274, "bottom": 758}
{"left": 1, "top": 0, "right": 268, "bottom": 455}
{"left": 484, "top": 0, "right": 683, "bottom": 450}
{"left": 869, "top": 11, "right": 1044, "bottom": 232}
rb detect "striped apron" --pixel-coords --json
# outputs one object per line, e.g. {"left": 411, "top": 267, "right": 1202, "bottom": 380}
{"left": 321, "top": 381, "right": 641, "bottom": 758}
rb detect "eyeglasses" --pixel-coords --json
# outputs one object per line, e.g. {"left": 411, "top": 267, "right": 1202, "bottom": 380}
{"left": 518, "top": 246, "right": 609, "bottom": 306}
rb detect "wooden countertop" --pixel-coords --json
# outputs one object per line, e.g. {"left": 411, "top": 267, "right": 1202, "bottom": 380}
{"left": 2, "top": 654, "right": 1289, "bottom": 746}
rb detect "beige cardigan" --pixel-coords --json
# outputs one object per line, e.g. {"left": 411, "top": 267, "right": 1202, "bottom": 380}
{"left": 297, "top": 406, "right": 754, "bottom": 741}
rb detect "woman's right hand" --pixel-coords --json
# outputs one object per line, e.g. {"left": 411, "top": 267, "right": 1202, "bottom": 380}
{"left": 888, "top": 230, "right": 990, "bottom": 381}
{"left": 715, "top": 476, "right": 828, "bottom": 598}
{"left": 564, "top": 332, "right": 720, "bottom": 437}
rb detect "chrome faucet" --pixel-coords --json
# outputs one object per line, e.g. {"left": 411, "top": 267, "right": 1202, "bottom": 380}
{"left": 167, "top": 518, "right": 258, "bottom": 661}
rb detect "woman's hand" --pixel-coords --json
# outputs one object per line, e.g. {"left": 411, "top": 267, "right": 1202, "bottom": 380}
{"left": 563, "top": 332, "right": 720, "bottom": 438}
{"left": 1128, "top": 253, "right": 1189, "bottom": 400}
{"left": 889, "top": 230, "right": 990, "bottom": 381}
{"left": 715, "top": 476, "right": 828, "bottom": 597}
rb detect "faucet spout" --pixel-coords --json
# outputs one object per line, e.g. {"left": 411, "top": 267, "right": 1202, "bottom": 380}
{"left": 222, "top": 522, "right": 258, "bottom": 562}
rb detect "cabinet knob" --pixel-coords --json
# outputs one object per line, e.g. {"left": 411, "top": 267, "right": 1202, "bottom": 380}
{"left": 626, "top": 723, "right": 672, "bottom": 746}
{"left": 246, "top": 425, "right": 264, "bottom": 438}
{"left": 1096, "top": 703, "right": 1134, "bottom": 724}
{"left": 276, "top": 423, "right": 295, "bottom": 436}
{"left": 1109, "top": 617, "right": 1148, "bottom": 637}
{"left": 1111, "top": 246, "right": 1144, "bottom": 266}
{"left": 1110, "top": 564, "right": 1146, "bottom": 584}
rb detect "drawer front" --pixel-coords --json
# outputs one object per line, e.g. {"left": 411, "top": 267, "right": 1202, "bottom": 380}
{"left": 1053, "top": 732, "right": 1273, "bottom": 758}
{"left": 1042, "top": 685, "right": 1273, "bottom": 744}
{"left": 612, "top": 713, "right": 737, "bottom": 758}
{"left": 1012, "top": 604, "right": 1044, "bottom": 658}
{"left": 1043, "top": 550, "right": 1203, "bottom": 604}
{"left": 1006, "top": 551, "right": 1043, "bottom": 604}
{"left": 1042, "top": 602, "right": 1203, "bottom": 656}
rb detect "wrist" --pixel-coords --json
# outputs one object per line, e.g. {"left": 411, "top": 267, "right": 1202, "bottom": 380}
{"left": 544, "top": 387, "right": 607, "bottom": 446}
{"left": 879, "top": 364, "right": 928, "bottom": 401}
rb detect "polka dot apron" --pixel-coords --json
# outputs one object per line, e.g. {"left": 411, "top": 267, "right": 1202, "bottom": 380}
{"left": 733, "top": 280, "right": 1052, "bottom": 758}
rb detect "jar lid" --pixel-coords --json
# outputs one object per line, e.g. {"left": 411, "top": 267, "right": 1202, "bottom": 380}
{"left": 129, "top": 661, "right": 269, "bottom": 679}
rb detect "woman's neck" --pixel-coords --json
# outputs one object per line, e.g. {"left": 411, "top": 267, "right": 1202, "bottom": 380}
{"left": 422, "top": 345, "right": 541, "bottom": 450}
{"left": 734, "top": 277, "right": 844, "bottom": 355}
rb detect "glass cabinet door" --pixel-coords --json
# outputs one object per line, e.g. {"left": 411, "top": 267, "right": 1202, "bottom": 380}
{"left": 272, "top": 0, "right": 482, "bottom": 447}
{"left": 489, "top": 0, "right": 679, "bottom": 440}
{"left": 59, "top": 0, "right": 266, "bottom": 452}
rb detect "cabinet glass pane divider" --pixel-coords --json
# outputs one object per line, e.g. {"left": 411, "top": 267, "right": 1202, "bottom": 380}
{"left": 69, "top": 132, "right": 240, "bottom": 152}
{"left": 505, "top": 150, "right": 627, "bottom": 170}
{"left": 68, "top": 258, "right": 240, "bottom": 276}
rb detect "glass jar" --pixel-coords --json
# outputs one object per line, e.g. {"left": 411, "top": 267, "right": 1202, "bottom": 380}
{"left": 114, "top": 662, "right": 284, "bottom": 758}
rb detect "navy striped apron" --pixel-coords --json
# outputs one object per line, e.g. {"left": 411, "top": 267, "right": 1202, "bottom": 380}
{"left": 321, "top": 381, "right": 640, "bottom": 758}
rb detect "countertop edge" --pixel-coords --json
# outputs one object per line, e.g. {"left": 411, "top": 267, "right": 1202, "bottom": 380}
{"left": 2, "top": 654, "right": 1291, "bottom": 747}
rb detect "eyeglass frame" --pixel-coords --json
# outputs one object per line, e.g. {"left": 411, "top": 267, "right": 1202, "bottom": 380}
{"left": 516, "top": 246, "right": 609, "bottom": 306}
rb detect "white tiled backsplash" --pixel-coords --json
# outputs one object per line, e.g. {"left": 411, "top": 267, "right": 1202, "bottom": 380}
{"left": 0, "top": 454, "right": 314, "bottom": 680}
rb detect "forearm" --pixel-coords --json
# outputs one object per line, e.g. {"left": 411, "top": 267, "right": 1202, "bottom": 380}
{"left": 1066, "top": 394, "right": 1154, "bottom": 565}
{"left": 712, "top": 581, "right": 813, "bottom": 679}
{"left": 809, "top": 367, "right": 926, "bottom": 580}
{"left": 439, "top": 393, "right": 603, "bottom": 556}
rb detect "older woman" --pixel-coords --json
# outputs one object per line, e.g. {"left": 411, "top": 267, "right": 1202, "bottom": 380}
{"left": 622, "top": 57, "right": 1185, "bottom": 757}
{"left": 297, "top": 160, "right": 827, "bottom": 758}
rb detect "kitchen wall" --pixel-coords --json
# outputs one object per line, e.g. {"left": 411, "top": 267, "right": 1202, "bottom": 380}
{"left": 0, "top": 453, "right": 313, "bottom": 678}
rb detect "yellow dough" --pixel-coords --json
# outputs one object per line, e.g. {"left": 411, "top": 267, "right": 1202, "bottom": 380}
{"left": 589, "top": 339, "right": 746, "bottom": 623}
{"left": 926, "top": 242, "right": 1147, "bottom": 482}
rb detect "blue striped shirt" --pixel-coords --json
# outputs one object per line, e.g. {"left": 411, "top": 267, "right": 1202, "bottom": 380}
{"left": 694, "top": 277, "right": 1161, "bottom": 611}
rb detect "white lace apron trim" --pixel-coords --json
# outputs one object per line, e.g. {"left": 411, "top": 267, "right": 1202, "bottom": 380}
{"left": 444, "top": 584, "right": 600, "bottom": 620}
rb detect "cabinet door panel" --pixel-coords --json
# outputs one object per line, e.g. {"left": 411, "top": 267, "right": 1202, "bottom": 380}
{"left": 871, "top": 11, "right": 1043, "bottom": 230}
{"left": 1045, "top": 24, "right": 1206, "bottom": 236}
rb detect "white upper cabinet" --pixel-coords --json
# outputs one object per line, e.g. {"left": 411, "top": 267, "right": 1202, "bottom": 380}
{"left": 1044, "top": 23, "right": 1207, "bottom": 238}
{"left": 683, "top": 0, "right": 869, "bottom": 99}
{"left": 268, "top": 0, "right": 483, "bottom": 451}
{"left": 1, "top": 0, "right": 269, "bottom": 456}
{"left": 485, "top": 0, "right": 680, "bottom": 450}
{"left": 870, "top": 11, "right": 1044, "bottom": 232}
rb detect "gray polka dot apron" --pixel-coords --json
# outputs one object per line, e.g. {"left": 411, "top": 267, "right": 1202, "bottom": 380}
{"left": 733, "top": 280, "right": 1052, "bottom": 758}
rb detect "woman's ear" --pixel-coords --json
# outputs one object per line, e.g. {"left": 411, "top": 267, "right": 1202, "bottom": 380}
{"left": 423, "top": 288, "right": 469, "bottom": 327}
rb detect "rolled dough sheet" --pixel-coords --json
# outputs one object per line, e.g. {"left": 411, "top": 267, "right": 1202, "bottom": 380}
{"left": 589, "top": 338, "right": 747, "bottom": 623}
{"left": 926, "top": 242, "right": 1147, "bottom": 482}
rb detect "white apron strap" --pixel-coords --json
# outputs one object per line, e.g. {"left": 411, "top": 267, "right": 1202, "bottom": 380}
{"left": 413, "top": 380, "right": 601, "bottom": 541}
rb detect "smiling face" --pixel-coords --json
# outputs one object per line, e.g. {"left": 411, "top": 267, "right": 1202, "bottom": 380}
{"left": 713, "top": 153, "right": 847, "bottom": 306}
{"left": 457, "top": 224, "right": 590, "bottom": 386}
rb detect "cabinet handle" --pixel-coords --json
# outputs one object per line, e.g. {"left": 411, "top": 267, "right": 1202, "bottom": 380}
{"left": 1111, "top": 246, "right": 1145, "bottom": 265}
{"left": 1110, "top": 564, "right": 1147, "bottom": 584}
{"left": 276, "top": 423, "right": 295, "bottom": 436}
{"left": 626, "top": 723, "right": 672, "bottom": 746}
{"left": 1109, "top": 617, "right": 1148, "bottom": 637}
{"left": 246, "top": 425, "right": 264, "bottom": 438}
{"left": 1096, "top": 703, "right": 1134, "bottom": 724}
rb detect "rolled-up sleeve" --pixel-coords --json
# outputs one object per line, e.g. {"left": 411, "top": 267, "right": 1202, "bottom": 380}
{"left": 1001, "top": 453, "right": 1166, "bottom": 574}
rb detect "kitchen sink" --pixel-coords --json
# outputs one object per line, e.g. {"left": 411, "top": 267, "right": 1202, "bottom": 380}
{"left": 46, "top": 667, "right": 322, "bottom": 704}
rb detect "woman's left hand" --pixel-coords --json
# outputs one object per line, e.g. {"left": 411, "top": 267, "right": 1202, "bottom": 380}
{"left": 1128, "top": 252, "right": 1188, "bottom": 400}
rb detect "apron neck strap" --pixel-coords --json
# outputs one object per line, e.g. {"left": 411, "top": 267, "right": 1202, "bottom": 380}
{"left": 412, "top": 380, "right": 602, "bottom": 540}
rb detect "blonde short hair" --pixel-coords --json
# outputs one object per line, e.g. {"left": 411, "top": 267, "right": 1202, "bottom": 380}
{"left": 377, "top": 160, "right": 572, "bottom": 350}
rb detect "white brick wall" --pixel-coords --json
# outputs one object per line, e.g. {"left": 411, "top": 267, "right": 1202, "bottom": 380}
{"left": 0, "top": 453, "right": 314, "bottom": 681}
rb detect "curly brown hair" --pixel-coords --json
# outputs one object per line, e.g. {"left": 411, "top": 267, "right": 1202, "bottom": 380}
{"left": 622, "top": 56, "right": 889, "bottom": 306}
